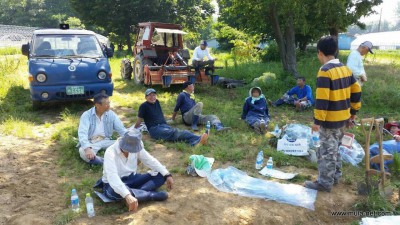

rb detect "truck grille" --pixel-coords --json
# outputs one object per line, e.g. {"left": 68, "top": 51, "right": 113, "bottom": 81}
{"left": 56, "top": 91, "right": 94, "bottom": 99}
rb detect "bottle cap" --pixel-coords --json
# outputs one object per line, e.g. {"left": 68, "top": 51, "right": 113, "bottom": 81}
{"left": 72, "top": 188, "right": 76, "bottom": 193}
{"left": 86, "top": 193, "right": 91, "bottom": 197}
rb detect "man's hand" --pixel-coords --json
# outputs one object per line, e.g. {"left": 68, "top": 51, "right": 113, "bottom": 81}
{"left": 347, "top": 115, "right": 357, "bottom": 128}
{"left": 166, "top": 176, "right": 174, "bottom": 190}
{"left": 312, "top": 124, "right": 320, "bottom": 132}
{"left": 125, "top": 194, "right": 139, "bottom": 212}
{"left": 85, "top": 147, "right": 95, "bottom": 160}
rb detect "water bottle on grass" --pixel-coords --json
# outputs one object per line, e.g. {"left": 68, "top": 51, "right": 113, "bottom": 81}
{"left": 206, "top": 121, "right": 211, "bottom": 134}
{"left": 266, "top": 157, "right": 273, "bottom": 169}
{"left": 85, "top": 193, "right": 95, "bottom": 218}
{"left": 71, "top": 189, "right": 80, "bottom": 213}
{"left": 255, "top": 151, "right": 264, "bottom": 170}
{"left": 312, "top": 131, "right": 321, "bottom": 148}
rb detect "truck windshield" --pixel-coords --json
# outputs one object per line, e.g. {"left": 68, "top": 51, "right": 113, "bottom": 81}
{"left": 32, "top": 34, "right": 104, "bottom": 58}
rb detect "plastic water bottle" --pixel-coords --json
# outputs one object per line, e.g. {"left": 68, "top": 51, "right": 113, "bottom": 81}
{"left": 255, "top": 150, "right": 264, "bottom": 169}
{"left": 312, "top": 131, "right": 321, "bottom": 148}
{"left": 85, "top": 193, "right": 95, "bottom": 218}
{"left": 266, "top": 157, "right": 273, "bottom": 169}
{"left": 206, "top": 121, "right": 211, "bottom": 134}
{"left": 71, "top": 189, "right": 80, "bottom": 213}
{"left": 274, "top": 124, "right": 280, "bottom": 137}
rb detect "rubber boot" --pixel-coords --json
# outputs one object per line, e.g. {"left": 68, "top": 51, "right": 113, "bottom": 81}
{"left": 191, "top": 115, "right": 199, "bottom": 131}
{"left": 89, "top": 156, "right": 104, "bottom": 165}
{"left": 214, "top": 123, "right": 231, "bottom": 132}
{"left": 131, "top": 189, "right": 168, "bottom": 202}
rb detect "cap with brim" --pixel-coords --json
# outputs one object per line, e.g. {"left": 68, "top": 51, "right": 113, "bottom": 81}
{"left": 182, "top": 81, "right": 193, "bottom": 89}
{"left": 200, "top": 40, "right": 207, "bottom": 46}
{"left": 119, "top": 131, "right": 143, "bottom": 153}
{"left": 145, "top": 88, "right": 156, "bottom": 96}
{"left": 385, "top": 122, "right": 400, "bottom": 131}
{"left": 361, "top": 41, "right": 374, "bottom": 54}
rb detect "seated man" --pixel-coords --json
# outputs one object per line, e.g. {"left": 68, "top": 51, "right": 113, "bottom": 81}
{"left": 171, "top": 81, "right": 229, "bottom": 131}
{"left": 101, "top": 131, "right": 174, "bottom": 211}
{"left": 269, "top": 77, "right": 314, "bottom": 111}
{"left": 134, "top": 88, "right": 208, "bottom": 146}
{"left": 191, "top": 40, "right": 216, "bottom": 76}
{"left": 78, "top": 93, "right": 127, "bottom": 165}
{"left": 385, "top": 122, "right": 400, "bottom": 141}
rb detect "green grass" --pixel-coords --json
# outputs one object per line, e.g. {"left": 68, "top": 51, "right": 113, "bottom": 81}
{"left": 1, "top": 48, "right": 400, "bottom": 220}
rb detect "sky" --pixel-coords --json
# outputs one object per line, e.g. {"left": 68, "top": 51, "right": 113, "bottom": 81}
{"left": 360, "top": 0, "right": 400, "bottom": 25}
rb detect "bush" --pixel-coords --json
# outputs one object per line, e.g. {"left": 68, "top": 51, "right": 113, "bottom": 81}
{"left": 259, "top": 40, "right": 280, "bottom": 62}
{"left": 0, "top": 47, "right": 20, "bottom": 55}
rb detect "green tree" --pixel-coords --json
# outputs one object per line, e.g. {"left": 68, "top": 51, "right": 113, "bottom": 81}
{"left": 0, "top": 0, "right": 75, "bottom": 27}
{"left": 218, "top": 0, "right": 382, "bottom": 77}
{"left": 69, "top": 0, "right": 214, "bottom": 52}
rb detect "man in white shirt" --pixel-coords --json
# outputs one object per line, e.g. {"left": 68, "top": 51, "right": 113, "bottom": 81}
{"left": 346, "top": 41, "right": 373, "bottom": 86}
{"left": 78, "top": 93, "right": 127, "bottom": 165}
{"left": 101, "top": 130, "right": 174, "bottom": 212}
{"left": 192, "top": 40, "right": 216, "bottom": 76}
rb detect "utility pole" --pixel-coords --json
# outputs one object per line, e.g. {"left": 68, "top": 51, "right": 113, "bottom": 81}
{"left": 378, "top": 8, "right": 383, "bottom": 32}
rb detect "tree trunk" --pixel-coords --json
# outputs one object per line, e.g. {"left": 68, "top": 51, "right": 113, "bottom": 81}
{"left": 126, "top": 31, "right": 132, "bottom": 54}
{"left": 269, "top": 4, "right": 298, "bottom": 77}
{"left": 329, "top": 27, "right": 339, "bottom": 56}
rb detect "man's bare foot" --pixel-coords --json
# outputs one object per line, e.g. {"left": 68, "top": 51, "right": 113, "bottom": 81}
{"left": 198, "top": 133, "right": 208, "bottom": 145}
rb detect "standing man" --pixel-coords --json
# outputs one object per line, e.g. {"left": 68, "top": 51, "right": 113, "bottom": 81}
{"left": 269, "top": 77, "right": 314, "bottom": 111}
{"left": 347, "top": 41, "right": 373, "bottom": 86}
{"left": 192, "top": 40, "right": 216, "bottom": 76}
{"left": 101, "top": 130, "right": 174, "bottom": 212}
{"left": 134, "top": 88, "right": 208, "bottom": 146}
{"left": 78, "top": 93, "right": 127, "bottom": 165}
{"left": 304, "top": 36, "right": 361, "bottom": 192}
{"left": 171, "top": 81, "right": 230, "bottom": 131}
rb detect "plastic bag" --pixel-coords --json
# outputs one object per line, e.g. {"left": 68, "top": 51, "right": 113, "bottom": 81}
{"left": 208, "top": 166, "right": 317, "bottom": 210}
{"left": 339, "top": 138, "right": 365, "bottom": 166}
{"left": 281, "top": 124, "right": 313, "bottom": 149}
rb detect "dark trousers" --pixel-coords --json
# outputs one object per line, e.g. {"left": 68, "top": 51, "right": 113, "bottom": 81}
{"left": 192, "top": 60, "right": 215, "bottom": 75}
{"left": 103, "top": 172, "right": 166, "bottom": 201}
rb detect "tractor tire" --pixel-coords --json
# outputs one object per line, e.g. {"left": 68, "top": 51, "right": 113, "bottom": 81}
{"left": 120, "top": 58, "right": 132, "bottom": 80}
{"left": 133, "top": 56, "right": 152, "bottom": 85}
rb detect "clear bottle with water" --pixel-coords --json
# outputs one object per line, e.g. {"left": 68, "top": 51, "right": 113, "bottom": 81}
{"left": 206, "top": 121, "right": 211, "bottom": 134}
{"left": 266, "top": 157, "right": 273, "bottom": 169}
{"left": 312, "top": 131, "right": 321, "bottom": 148}
{"left": 255, "top": 150, "right": 264, "bottom": 169}
{"left": 85, "top": 193, "right": 95, "bottom": 218}
{"left": 71, "top": 189, "right": 80, "bottom": 213}
{"left": 274, "top": 124, "right": 280, "bottom": 137}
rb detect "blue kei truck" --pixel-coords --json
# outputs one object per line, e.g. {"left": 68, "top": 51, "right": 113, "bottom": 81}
{"left": 21, "top": 24, "right": 114, "bottom": 109}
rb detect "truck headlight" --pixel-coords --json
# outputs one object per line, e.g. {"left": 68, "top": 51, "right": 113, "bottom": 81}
{"left": 36, "top": 73, "right": 47, "bottom": 82}
{"left": 98, "top": 71, "right": 107, "bottom": 80}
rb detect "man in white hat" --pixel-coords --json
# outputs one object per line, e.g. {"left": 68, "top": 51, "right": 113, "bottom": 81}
{"left": 191, "top": 40, "right": 216, "bottom": 76}
{"left": 347, "top": 41, "right": 374, "bottom": 86}
{"left": 101, "top": 130, "right": 174, "bottom": 212}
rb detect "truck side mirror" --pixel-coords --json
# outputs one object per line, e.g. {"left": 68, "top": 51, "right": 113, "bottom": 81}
{"left": 105, "top": 47, "right": 114, "bottom": 58}
{"left": 21, "top": 43, "right": 30, "bottom": 56}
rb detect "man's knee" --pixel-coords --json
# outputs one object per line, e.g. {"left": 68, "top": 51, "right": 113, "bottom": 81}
{"left": 193, "top": 102, "right": 203, "bottom": 115}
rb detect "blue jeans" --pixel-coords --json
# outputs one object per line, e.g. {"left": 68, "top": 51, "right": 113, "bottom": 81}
{"left": 148, "top": 124, "right": 201, "bottom": 146}
{"left": 245, "top": 115, "right": 270, "bottom": 128}
{"left": 103, "top": 173, "right": 166, "bottom": 201}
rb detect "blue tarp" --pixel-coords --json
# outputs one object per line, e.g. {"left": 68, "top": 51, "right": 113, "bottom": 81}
{"left": 207, "top": 166, "right": 318, "bottom": 210}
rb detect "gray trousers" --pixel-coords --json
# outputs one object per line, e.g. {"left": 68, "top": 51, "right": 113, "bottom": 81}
{"left": 317, "top": 126, "right": 344, "bottom": 189}
{"left": 183, "top": 102, "right": 220, "bottom": 125}
{"left": 79, "top": 139, "right": 115, "bottom": 162}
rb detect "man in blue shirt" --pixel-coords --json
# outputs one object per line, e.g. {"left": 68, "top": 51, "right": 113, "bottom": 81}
{"left": 171, "top": 81, "right": 229, "bottom": 131}
{"left": 134, "top": 88, "right": 208, "bottom": 146}
{"left": 269, "top": 77, "right": 314, "bottom": 111}
{"left": 78, "top": 93, "right": 127, "bottom": 165}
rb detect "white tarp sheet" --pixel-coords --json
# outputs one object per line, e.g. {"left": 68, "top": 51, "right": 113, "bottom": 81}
{"left": 154, "top": 28, "right": 187, "bottom": 34}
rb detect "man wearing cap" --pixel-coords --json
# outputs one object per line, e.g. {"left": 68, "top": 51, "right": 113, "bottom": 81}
{"left": 171, "top": 81, "right": 230, "bottom": 131}
{"left": 101, "top": 130, "right": 174, "bottom": 211}
{"left": 192, "top": 40, "right": 216, "bottom": 76}
{"left": 134, "top": 88, "right": 208, "bottom": 146}
{"left": 385, "top": 122, "right": 400, "bottom": 141}
{"left": 78, "top": 93, "right": 127, "bottom": 165}
{"left": 347, "top": 41, "right": 374, "bottom": 86}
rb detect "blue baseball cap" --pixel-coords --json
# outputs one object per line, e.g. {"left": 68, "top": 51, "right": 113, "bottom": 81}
{"left": 200, "top": 40, "right": 207, "bottom": 46}
{"left": 145, "top": 88, "right": 156, "bottom": 96}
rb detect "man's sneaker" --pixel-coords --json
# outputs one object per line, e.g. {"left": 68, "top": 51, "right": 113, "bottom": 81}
{"left": 198, "top": 133, "right": 208, "bottom": 145}
{"left": 260, "top": 121, "right": 267, "bottom": 134}
{"left": 304, "top": 180, "right": 331, "bottom": 192}
{"left": 334, "top": 179, "right": 340, "bottom": 185}
{"left": 215, "top": 123, "right": 231, "bottom": 132}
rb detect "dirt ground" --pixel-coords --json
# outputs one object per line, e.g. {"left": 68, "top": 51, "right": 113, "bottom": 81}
{"left": 0, "top": 109, "right": 365, "bottom": 225}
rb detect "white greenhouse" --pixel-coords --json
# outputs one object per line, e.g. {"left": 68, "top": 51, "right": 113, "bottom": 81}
{"left": 350, "top": 31, "right": 400, "bottom": 50}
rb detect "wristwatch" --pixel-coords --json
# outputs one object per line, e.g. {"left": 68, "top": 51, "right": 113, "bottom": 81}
{"left": 164, "top": 173, "right": 172, "bottom": 179}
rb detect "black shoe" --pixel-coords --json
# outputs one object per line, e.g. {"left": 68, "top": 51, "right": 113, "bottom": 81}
{"left": 304, "top": 181, "right": 331, "bottom": 192}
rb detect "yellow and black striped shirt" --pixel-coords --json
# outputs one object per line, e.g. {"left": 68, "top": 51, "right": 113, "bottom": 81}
{"left": 314, "top": 59, "right": 362, "bottom": 129}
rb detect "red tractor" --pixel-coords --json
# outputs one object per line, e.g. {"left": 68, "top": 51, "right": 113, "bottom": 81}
{"left": 126, "top": 22, "right": 220, "bottom": 87}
